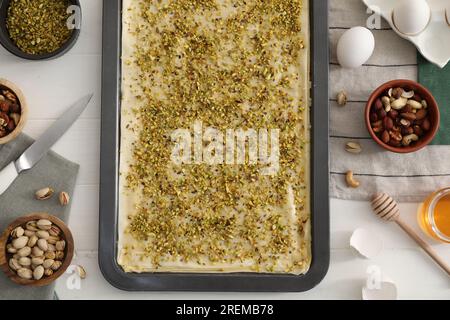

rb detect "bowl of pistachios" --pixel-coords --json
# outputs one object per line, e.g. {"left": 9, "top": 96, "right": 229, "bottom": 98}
{"left": 0, "top": 0, "right": 81, "bottom": 60}
{"left": 0, "top": 213, "right": 74, "bottom": 287}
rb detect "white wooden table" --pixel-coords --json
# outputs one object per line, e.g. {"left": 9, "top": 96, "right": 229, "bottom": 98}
{"left": 0, "top": 0, "right": 448, "bottom": 300}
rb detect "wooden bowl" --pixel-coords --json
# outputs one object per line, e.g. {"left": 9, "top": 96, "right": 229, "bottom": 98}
{"left": 0, "top": 213, "right": 74, "bottom": 287}
{"left": 0, "top": 78, "right": 28, "bottom": 144}
{"left": 365, "top": 79, "right": 440, "bottom": 153}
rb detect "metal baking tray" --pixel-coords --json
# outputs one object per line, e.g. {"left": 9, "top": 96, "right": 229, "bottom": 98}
{"left": 99, "top": 0, "right": 329, "bottom": 292}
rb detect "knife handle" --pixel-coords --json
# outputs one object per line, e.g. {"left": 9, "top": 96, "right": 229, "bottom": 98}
{"left": 0, "top": 162, "right": 18, "bottom": 195}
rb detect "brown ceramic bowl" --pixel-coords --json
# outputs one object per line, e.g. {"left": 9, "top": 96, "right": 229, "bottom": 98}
{"left": 365, "top": 79, "right": 440, "bottom": 153}
{"left": 0, "top": 213, "right": 74, "bottom": 287}
{"left": 0, "top": 78, "right": 28, "bottom": 144}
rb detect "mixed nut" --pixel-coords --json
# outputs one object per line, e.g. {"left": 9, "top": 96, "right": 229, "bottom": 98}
{"left": 6, "top": 219, "right": 66, "bottom": 281}
{"left": 0, "top": 86, "right": 21, "bottom": 138}
{"left": 369, "top": 87, "right": 431, "bottom": 148}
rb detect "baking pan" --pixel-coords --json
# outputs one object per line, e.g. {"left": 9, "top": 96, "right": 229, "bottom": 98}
{"left": 99, "top": 0, "right": 329, "bottom": 292}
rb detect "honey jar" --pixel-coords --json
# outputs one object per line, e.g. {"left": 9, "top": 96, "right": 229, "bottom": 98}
{"left": 417, "top": 188, "right": 450, "bottom": 243}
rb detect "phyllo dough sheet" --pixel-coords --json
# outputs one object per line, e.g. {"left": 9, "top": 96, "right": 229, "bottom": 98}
{"left": 118, "top": 0, "right": 311, "bottom": 274}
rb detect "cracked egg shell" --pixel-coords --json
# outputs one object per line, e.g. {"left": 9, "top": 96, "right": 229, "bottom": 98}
{"left": 350, "top": 228, "right": 383, "bottom": 259}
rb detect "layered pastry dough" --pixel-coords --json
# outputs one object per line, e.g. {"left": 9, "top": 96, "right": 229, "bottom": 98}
{"left": 118, "top": 0, "right": 311, "bottom": 274}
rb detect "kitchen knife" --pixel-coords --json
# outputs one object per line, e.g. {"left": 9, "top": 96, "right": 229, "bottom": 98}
{"left": 0, "top": 94, "right": 93, "bottom": 195}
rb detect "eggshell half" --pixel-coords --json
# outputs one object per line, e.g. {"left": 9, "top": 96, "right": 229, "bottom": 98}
{"left": 393, "top": 0, "right": 431, "bottom": 36}
{"left": 337, "top": 27, "right": 375, "bottom": 68}
{"left": 350, "top": 228, "right": 383, "bottom": 259}
{"left": 363, "top": 277, "right": 398, "bottom": 300}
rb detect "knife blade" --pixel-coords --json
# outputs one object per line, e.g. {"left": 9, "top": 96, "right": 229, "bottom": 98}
{"left": 0, "top": 94, "right": 93, "bottom": 195}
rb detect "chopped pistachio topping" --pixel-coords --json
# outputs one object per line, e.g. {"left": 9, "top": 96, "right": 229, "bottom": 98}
{"left": 6, "top": 0, "right": 73, "bottom": 55}
{"left": 123, "top": 0, "right": 309, "bottom": 272}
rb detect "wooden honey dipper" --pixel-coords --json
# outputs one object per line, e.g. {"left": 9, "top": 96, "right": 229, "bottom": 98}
{"left": 371, "top": 193, "right": 450, "bottom": 276}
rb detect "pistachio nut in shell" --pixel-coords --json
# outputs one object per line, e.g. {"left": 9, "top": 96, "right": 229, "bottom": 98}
{"left": 17, "top": 246, "right": 32, "bottom": 257}
{"left": 12, "top": 236, "right": 28, "bottom": 249}
{"left": 36, "top": 230, "right": 50, "bottom": 239}
{"left": 9, "top": 258, "right": 21, "bottom": 271}
{"left": 35, "top": 187, "right": 54, "bottom": 200}
{"left": 55, "top": 240, "right": 66, "bottom": 251}
{"left": 59, "top": 191, "right": 70, "bottom": 206}
{"left": 11, "top": 226, "right": 24, "bottom": 238}
{"left": 18, "top": 257, "right": 31, "bottom": 266}
{"left": 37, "top": 219, "right": 52, "bottom": 230}
{"left": 33, "top": 266, "right": 45, "bottom": 280}
{"left": 43, "top": 259, "right": 54, "bottom": 269}
{"left": 37, "top": 238, "right": 48, "bottom": 251}
{"left": 17, "top": 268, "right": 33, "bottom": 280}
{"left": 27, "top": 235, "right": 38, "bottom": 247}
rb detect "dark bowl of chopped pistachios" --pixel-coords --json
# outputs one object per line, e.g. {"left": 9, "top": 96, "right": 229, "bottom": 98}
{"left": 0, "top": 0, "right": 81, "bottom": 60}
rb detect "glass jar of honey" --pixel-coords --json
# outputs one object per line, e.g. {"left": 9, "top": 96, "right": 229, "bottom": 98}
{"left": 417, "top": 188, "right": 450, "bottom": 243}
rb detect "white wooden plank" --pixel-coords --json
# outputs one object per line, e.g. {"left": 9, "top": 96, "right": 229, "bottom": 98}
{"left": 23, "top": 119, "right": 100, "bottom": 185}
{"left": 0, "top": 55, "right": 101, "bottom": 120}
{"left": 54, "top": 249, "right": 450, "bottom": 300}
{"left": 67, "top": 185, "right": 99, "bottom": 251}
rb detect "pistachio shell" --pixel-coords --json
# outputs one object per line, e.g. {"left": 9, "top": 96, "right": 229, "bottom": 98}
{"left": 33, "top": 266, "right": 44, "bottom": 280}
{"left": 43, "top": 259, "right": 54, "bottom": 269}
{"left": 27, "top": 235, "right": 38, "bottom": 247}
{"left": 51, "top": 260, "right": 62, "bottom": 271}
{"left": 17, "top": 246, "right": 31, "bottom": 257}
{"left": 55, "top": 240, "right": 66, "bottom": 251}
{"left": 12, "top": 236, "right": 29, "bottom": 249}
{"left": 9, "top": 258, "right": 21, "bottom": 271}
{"left": 59, "top": 192, "right": 70, "bottom": 206}
{"left": 36, "top": 230, "right": 50, "bottom": 239}
{"left": 37, "top": 238, "right": 48, "bottom": 251}
{"left": 31, "top": 257, "right": 44, "bottom": 266}
{"left": 35, "top": 187, "right": 54, "bottom": 200}
{"left": 76, "top": 265, "right": 86, "bottom": 279}
{"left": 47, "top": 243, "right": 56, "bottom": 252}
{"left": 26, "top": 221, "right": 38, "bottom": 232}
{"left": 37, "top": 219, "right": 52, "bottom": 230}
{"left": 17, "top": 268, "right": 33, "bottom": 280}
{"left": 24, "top": 230, "right": 35, "bottom": 237}
{"left": 55, "top": 251, "right": 64, "bottom": 260}
{"left": 19, "top": 257, "right": 31, "bottom": 266}
{"left": 44, "top": 268, "right": 53, "bottom": 277}
{"left": 45, "top": 251, "right": 56, "bottom": 260}
{"left": 32, "top": 246, "right": 44, "bottom": 257}
{"left": 6, "top": 244, "right": 17, "bottom": 254}
{"left": 47, "top": 235, "right": 59, "bottom": 244}
{"left": 11, "top": 226, "right": 24, "bottom": 238}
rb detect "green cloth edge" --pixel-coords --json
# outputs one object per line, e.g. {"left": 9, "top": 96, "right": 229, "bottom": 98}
{"left": 418, "top": 53, "right": 450, "bottom": 145}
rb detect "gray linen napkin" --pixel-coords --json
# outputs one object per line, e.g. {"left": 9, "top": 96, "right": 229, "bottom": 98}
{"left": 329, "top": 0, "right": 450, "bottom": 202}
{"left": 0, "top": 134, "right": 79, "bottom": 300}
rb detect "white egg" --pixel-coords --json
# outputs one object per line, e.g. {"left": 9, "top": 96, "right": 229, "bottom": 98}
{"left": 393, "top": 0, "right": 431, "bottom": 35}
{"left": 337, "top": 27, "right": 375, "bottom": 69}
